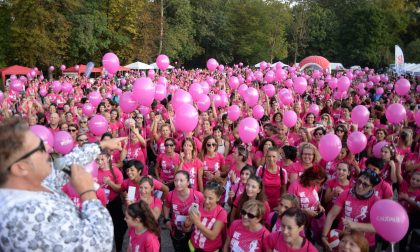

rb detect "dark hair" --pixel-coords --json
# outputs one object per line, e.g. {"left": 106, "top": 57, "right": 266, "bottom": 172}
{"left": 300, "top": 166, "right": 327, "bottom": 187}
{"left": 101, "top": 132, "right": 113, "bottom": 140}
{"left": 236, "top": 145, "right": 249, "bottom": 162}
{"left": 282, "top": 145, "right": 297, "bottom": 161}
{"left": 313, "top": 126, "right": 326, "bottom": 136}
{"left": 123, "top": 159, "right": 144, "bottom": 174}
{"left": 200, "top": 135, "right": 217, "bottom": 159}
{"left": 99, "top": 152, "right": 117, "bottom": 181}
{"left": 138, "top": 176, "right": 154, "bottom": 188}
{"left": 164, "top": 137, "right": 176, "bottom": 145}
{"left": 0, "top": 118, "right": 29, "bottom": 185}
{"left": 174, "top": 170, "right": 190, "bottom": 182}
{"left": 241, "top": 164, "right": 255, "bottom": 175}
{"left": 273, "top": 112, "right": 283, "bottom": 121}
{"left": 110, "top": 109, "right": 120, "bottom": 120}
{"left": 235, "top": 175, "right": 266, "bottom": 219}
{"left": 182, "top": 137, "right": 197, "bottom": 157}
{"left": 96, "top": 102, "right": 106, "bottom": 114}
{"left": 365, "top": 157, "right": 384, "bottom": 171}
{"left": 127, "top": 201, "right": 160, "bottom": 236}
{"left": 359, "top": 169, "right": 381, "bottom": 186}
{"left": 304, "top": 112, "right": 315, "bottom": 123}
{"left": 281, "top": 207, "right": 307, "bottom": 227}
{"left": 213, "top": 125, "right": 223, "bottom": 133}
{"left": 204, "top": 179, "right": 225, "bottom": 197}
{"left": 258, "top": 138, "right": 276, "bottom": 152}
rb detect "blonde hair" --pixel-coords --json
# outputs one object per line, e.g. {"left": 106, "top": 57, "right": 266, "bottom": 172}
{"left": 243, "top": 199, "right": 266, "bottom": 220}
{"left": 298, "top": 142, "right": 321, "bottom": 163}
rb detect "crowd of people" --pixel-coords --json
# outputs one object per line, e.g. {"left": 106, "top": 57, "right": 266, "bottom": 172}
{"left": 0, "top": 63, "right": 419, "bottom": 252}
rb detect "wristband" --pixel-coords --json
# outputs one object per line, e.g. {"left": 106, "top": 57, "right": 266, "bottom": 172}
{"left": 80, "top": 189, "right": 96, "bottom": 197}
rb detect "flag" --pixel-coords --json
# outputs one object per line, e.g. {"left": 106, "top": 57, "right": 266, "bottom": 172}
{"left": 395, "top": 45, "right": 404, "bottom": 76}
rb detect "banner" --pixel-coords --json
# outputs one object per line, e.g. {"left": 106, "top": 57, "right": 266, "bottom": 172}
{"left": 84, "top": 62, "right": 95, "bottom": 78}
{"left": 395, "top": 45, "right": 404, "bottom": 76}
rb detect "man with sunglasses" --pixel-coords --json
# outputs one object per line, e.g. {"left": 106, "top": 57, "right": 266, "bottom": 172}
{"left": 0, "top": 117, "right": 124, "bottom": 251}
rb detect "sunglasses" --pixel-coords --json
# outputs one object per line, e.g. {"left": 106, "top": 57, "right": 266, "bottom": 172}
{"left": 240, "top": 209, "right": 257, "bottom": 219}
{"left": 356, "top": 179, "right": 372, "bottom": 189}
{"left": 7, "top": 140, "right": 46, "bottom": 171}
{"left": 206, "top": 143, "right": 217, "bottom": 147}
{"left": 80, "top": 121, "right": 87, "bottom": 124}
{"left": 364, "top": 126, "right": 371, "bottom": 129}
{"left": 164, "top": 143, "right": 175, "bottom": 147}
{"left": 69, "top": 129, "right": 77, "bottom": 132}
{"left": 314, "top": 132, "right": 323, "bottom": 136}
{"left": 336, "top": 129, "right": 344, "bottom": 133}
{"left": 78, "top": 138, "right": 88, "bottom": 142}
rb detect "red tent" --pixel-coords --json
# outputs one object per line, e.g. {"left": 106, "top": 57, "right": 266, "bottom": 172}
{"left": 63, "top": 64, "right": 102, "bottom": 74}
{"left": 0, "top": 65, "right": 41, "bottom": 84}
{"left": 96, "top": 66, "right": 131, "bottom": 72}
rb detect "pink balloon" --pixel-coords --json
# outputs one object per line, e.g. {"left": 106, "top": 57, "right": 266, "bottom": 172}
{"left": 115, "top": 88, "right": 122, "bottom": 96}
{"left": 415, "top": 111, "right": 420, "bottom": 126}
{"left": 318, "top": 133, "right": 342, "bottom": 161}
{"left": 139, "top": 105, "right": 151, "bottom": 116}
{"left": 275, "top": 62, "right": 283, "bottom": 69}
{"left": 82, "top": 103, "right": 95, "bottom": 116}
{"left": 260, "top": 61, "right": 268, "bottom": 70}
{"left": 10, "top": 80, "right": 23, "bottom": 92}
{"left": 85, "top": 161, "right": 98, "bottom": 178}
{"left": 252, "top": 105, "right": 265, "bottom": 119}
{"left": 102, "top": 52, "right": 120, "bottom": 74}
{"left": 275, "top": 69, "right": 287, "bottom": 81}
{"left": 376, "top": 87, "right": 384, "bottom": 95}
{"left": 386, "top": 103, "right": 406, "bottom": 124}
{"left": 228, "top": 105, "right": 241, "bottom": 121}
{"left": 244, "top": 87, "right": 259, "bottom": 107}
{"left": 283, "top": 110, "right": 297, "bottom": 128}
{"left": 370, "top": 199, "right": 409, "bottom": 243}
{"left": 75, "top": 65, "right": 80, "bottom": 71}
{"left": 395, "top": 78, "right": 410, "bottom": 96}
{"left": 88, "top": 91, "right": 102, "bottom": 107}
{"left": 218, "top": 64, "right": 224, "bottom": 72}
{"left": 238, "top": 84, "right": 248, "bottom": 97}
{"left": 229, "top": 76, "right": 240, "bottom": 90}
{"left": 174, "top": 104, "right": 198, "bottom": 132}
{"left": 88, "top": 115, "right": 109, "bottom": 136}
{"left": 51, "top": 81, "right": 61, "bottom": 93}
{"left": 196, "top": 94, "right": 211, "bottom": 112}
{"left": 61, "top": 82, "right": 72, "bottom": 94}
{"left": 0, "top": 91, "right": 3, "bottom": 104}
{"left": 154, "top": 84, "right": 167, "bottom": 101}
{"left": 328, "top": 77, "right": 338, "bottom": 89}
{"left": 172, "top": 89, "right": 193, "bottom": 111}
{"left": 200, "top": 81, "right": 210, "bottom": 95}
{"left": 31, "top": 125, "right": 54, "bottom": 148}
{"left": 238, "top": 117, "right": 260, "bottom": 143}
{"left": 264, "top": 70, "right": 275, "bottom": 83}
{"left": 157, "top": 76, "right": 168, "bottom": 86}
{"left": 308, "top": 104, "right": 320, "bottom": 116}
{"left": 10, "top": 75, "right": 17, "bottom": 80}
{"left": 189, "top": 82, "right": 204, "bottom": 101}
{"left": 219, "top": 94, "right": 229, "bottom": 108}
{"left": 49, "top": 66, "right": 55, "bottom": 72}
{"left": 133, "top": 77, "right": 155, "bottom": 106}
{"left": 284, "top": 79, "right": 293, "bottom": 88}
{"left": 121, "top": 79, "right": 127, "bottom": 85}
{"left": 373, "top": 141, "right": 389, "bottom": 158}
{"left": 156, "top": 54, "right": 170, "bottom": 71}
{"left": 119, "top": 92, "right": 138, "bottom": 113}
{"left": 54, "top": 131, "right": 74, "bottom": 154}
{"left": 347, "top": 131, "right": 367, "bottom": 154}
{"left": 351, "top": 105, "right": 370, "bottom": 127}
{"left": 278, "top": 89, "right": 293, "bottom": 105}
{"left": 60, "top": 65, "right": 66, "bottom": 71}
{"left": 254, "top": 71, "right": 263, "bottom": 81}
{"left": 262, "top": 84, "right": 276, "bottom": 97}
{"left": 293, "top": 77, "right": 307, "bottom": 94}
{"left": 147, "top": 69, "right": 155, "bottom": 79}
{"left": 337, "top": 76, "right": 351, "bottom": 92}
{"left": 207, "top": 58, "right": 219, "bottom": 72}
{"left": 211, "top": 94, "right": 222, "bottom": 108}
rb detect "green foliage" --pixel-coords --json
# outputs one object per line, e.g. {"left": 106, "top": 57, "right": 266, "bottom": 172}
{"left": 405, "top": 39, "right": 420, "bottom": 62}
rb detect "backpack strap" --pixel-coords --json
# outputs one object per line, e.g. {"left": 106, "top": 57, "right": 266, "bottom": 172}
{"left": 270, "top": 211, "right": 279, "bottom": 231}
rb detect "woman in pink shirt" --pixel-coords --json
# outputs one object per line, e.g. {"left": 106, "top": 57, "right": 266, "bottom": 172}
{"left": 125, "top": 201, "right": 160, "bottom": 252}
{"left": 228, "top": 165, "right": 254, "bottom": 207}
{"left": 136, "top": 176, "right": 163, "bottom": 221}
{"left": 164, "top": 171, "right": 204, "bottom": 251}
{"left": 289, "top": 142, "right": 321, "bottom": 183}
{"left": 265, "top": 207, "right": 317, "bottom": 252}
{"left": 185, "top": 181, "right": 228, "bottom": 252}
{"left": 224, "top": 199, "right": 270, "bottom": 252}
{"left": 178, "top": 137, "right": 204, "bottom": 192}
{"left": 154, "top": 137, "right": 180, "bottom": 190}
{"left": 322, "top": 170, "right": 381, "bottom": 250}
{"left": 324, "top": 161, "right": 353, "bottom": 212}
{"left": 200, "top": 136, "right": 225, "bottom": 186}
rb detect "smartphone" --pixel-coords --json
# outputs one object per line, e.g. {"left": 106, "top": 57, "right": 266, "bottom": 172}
{"left": 191, "top": 203, "right": 199, "bottom": 213}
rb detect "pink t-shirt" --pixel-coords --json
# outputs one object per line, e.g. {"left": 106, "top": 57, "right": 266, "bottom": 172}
{"left": 97, "top": 168, "right": 124, "bottom": 203}
{"left": 228, "top": 219, "right": 270, "bottom": 252}
{"left": 288, "top": 180, "right": 320, "bottom": 211}
{"left": 165, "top": 189, "right": 204, "bottom": 230}
{"left": 398, "top": 180, "right": 420, "bottom": 213}
{"left": 190, "top": 204, "right": 227, "bottom": 251}
{"left": 202, "top": 153, "right": 225, "bottom": 185}
{"left": 373, "top": 180, "right": 393, "bottom": 199}
{"left": 256, "top": 165, "right": 287, "bottom": 209}
{"left": 334, "top": 189, "right": 379, "bottom": 246}
{"left": 121, "top": 177, "right": 164, "bottom": 203}
{"left": 230, "top": 182, "right": 246, "bottom": 203}
{"left": 326, "top": 179, "right": 353, "bottom": 202}
{"left": 288, "top": 162, "right": 305, "bottom": 178}
{"left": 156, "top": 153, "right": 180, "bottom": 182}
{"left": 126, "top": 141, "right": 147, "bottom": 172}
{"left": 265, "top": 232, "right": 317, "bottom": 252}
{"left": 180, "top": 158, "right": 203, "bottom": 191}
{"left": 128, "top": 228, "right": 160, "bottom": 252}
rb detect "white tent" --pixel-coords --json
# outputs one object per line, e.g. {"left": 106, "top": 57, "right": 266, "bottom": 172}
{"left": 150, "top": 62, "right": 174, "bottom": 70}
{"left": 254, "top": 61, "right": 289, "bottom": 68}
{"left": 125, "top": 61, "right": 154, "bottom": 70}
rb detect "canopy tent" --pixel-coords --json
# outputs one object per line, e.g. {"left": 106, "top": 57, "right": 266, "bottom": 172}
{"left": 389, "top": 63, "right": 420, "bottom": 76}
{"left": 299, "top": 56, "right": 331, "bottom": 71}
{"left": 63, "top": 64, "right": 102, "bottom": 74}
{"left": 0, "top": 65, "right": 41, "bottom": 84}
{"left": 149, "top": 62, "right": 174, "bottom": 70}
{"left": 330, "top": 63, "right": 345, "bottom": 70}
{"left": 125, "top": 61, "right": 154, "bottom": 70}
{"left": 271, "top": 61, "right": 289, "bottom": 68}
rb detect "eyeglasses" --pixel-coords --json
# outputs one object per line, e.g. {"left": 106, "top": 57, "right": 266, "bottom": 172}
{"left": 69, "top": 129, "right": 77, "bottom": 132}
{"left": 364, "top": 126, "right": 371, "bottom": 129}
{"left": 80, "top": 121, "right": 87, "bottom": 124}
{"left": 206, "top": 143, "right": 217, "bottom": 147}
{"left": 78, "top": 138, "right": 88, "bottom": 143}
{"left": 206, "top": 181, "right": 221, "bottom": 189}
{"left": 356, "top": 179, "right": 372, "bottom": 189}
{"left": 164, "top": 143, "right": 175, "bottom": 147}
{"left": 7, "top": 140, "right": 46, "bottom": 171}
{"left": 240, "top": 209, "right": 257, "bottom": 219}
{"left": 336, "top": 129, "right": 344, "bottom": 133}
